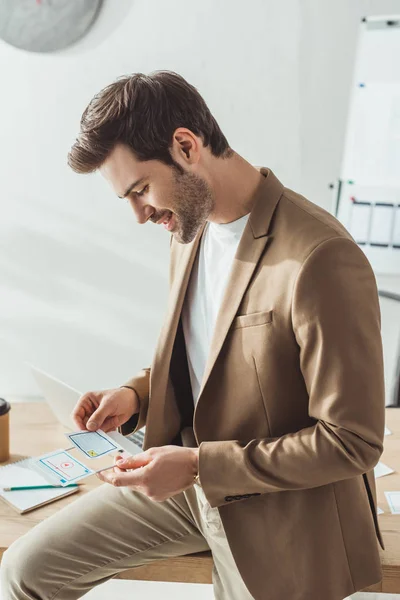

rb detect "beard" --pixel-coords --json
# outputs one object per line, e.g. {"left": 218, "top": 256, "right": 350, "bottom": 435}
{"left": 168, "top": 169, "right": 214, "bottom": 244}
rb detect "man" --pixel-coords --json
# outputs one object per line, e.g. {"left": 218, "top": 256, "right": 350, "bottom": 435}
{"left": 1, "top": 71, "right": 385, "bottom": 600}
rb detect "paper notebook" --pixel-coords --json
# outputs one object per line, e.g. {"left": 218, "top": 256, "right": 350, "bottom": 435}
{"left": 0, "top": 457, "right": 79, "bottom": 514}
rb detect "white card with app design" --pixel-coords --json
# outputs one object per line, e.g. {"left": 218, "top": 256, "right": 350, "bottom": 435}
{"left": 65, "top": 430, "right": 120, "bottom": 459}
{"left": 32, "top": 450, "right": 95, "bottom": 486}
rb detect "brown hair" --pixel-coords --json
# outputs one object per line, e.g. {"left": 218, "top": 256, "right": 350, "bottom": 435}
{"left": 68, "top": 71, "right": 232, "bottom": 174}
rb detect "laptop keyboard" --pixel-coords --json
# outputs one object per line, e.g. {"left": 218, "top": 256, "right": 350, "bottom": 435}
{"left": 126, "top": 429, "right": 144, "bottom": 449}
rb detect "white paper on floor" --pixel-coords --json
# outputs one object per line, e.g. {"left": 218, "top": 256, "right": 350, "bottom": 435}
{"left": 374, "top": 461, "right": 395, "bottom": 478}
{"left": 385, "top": 491, "right": 400, "bottom": 515}
{"left": 83, "top": 580, "right": 214, "bottom": 600}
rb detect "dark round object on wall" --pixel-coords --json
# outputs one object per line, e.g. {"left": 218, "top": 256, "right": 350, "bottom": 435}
{"left": 0, "top": 0, "right": 103, "bottom": 53}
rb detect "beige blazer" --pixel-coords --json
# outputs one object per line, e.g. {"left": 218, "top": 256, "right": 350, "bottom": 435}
{"left": 121, "top": 168, "right": 385, "bottom": 600}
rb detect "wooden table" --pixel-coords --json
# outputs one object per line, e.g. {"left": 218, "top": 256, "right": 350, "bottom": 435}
{"left": 367, "top": 407, "right": 400, "bottom": 593}
{"left": 0, "top": 402, "right": 213, "bottom": 584}
{"left": 2, "top": 403, "right": 400, "bottom": 590}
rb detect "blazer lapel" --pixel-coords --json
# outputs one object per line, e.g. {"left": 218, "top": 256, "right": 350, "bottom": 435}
{"left": 195, "top": 168, "right": 284, "bottom": 405}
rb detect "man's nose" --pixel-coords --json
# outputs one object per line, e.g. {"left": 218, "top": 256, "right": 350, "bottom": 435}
{"left": 131, "top": 203, "right": 153, "bottom": 224}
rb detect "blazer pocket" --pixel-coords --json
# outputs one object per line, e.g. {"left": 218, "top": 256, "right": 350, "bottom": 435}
{"left": 232, "top": 309, "right": 273, "bottom": 329}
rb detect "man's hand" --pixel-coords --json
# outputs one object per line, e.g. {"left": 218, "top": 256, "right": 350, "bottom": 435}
{"left": 96, "top": 445, "right": 199, "bottom": 502}
{"left": 71, "top": 387, "right": 139, "bottom": 433}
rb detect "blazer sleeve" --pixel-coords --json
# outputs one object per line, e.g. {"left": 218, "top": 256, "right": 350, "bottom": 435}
{"left": 118, "top": 367, "right": 150, "bottom": 435}
{"left": 199, "top": 236, "right": 385, "bottom": 508}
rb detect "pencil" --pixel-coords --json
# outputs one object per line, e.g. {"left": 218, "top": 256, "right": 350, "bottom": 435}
{"left": 3, "top": 484, "right": 79, "bottom": 491}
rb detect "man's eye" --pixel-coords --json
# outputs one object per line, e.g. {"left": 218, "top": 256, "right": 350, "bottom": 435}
{"left": 136, "top": 185, "right": 149, "bottom": 197}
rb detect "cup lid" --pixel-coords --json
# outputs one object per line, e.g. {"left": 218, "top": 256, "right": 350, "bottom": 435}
{"left": 0, "top": 398, "right": 11, "bottom": 416}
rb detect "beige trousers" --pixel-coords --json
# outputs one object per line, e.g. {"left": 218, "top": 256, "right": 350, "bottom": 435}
{"left": 0, "top": 475, "right": 254, "bottom": 599}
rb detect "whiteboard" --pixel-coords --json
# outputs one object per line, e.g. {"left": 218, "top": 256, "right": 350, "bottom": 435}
{"left": 337, "top": 15, "right": 400, "bottom": 275}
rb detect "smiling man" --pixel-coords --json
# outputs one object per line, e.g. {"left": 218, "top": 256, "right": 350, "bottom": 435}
{"left": 1, "top": 71, "right": 386, "bottom": 600}
{"left": 105, "top": 144, "right": 216, "bottom": 243}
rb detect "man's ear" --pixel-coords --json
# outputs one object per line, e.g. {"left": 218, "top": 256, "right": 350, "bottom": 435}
{"left": 171, "top": 128, "right": 200, "bottom": 165}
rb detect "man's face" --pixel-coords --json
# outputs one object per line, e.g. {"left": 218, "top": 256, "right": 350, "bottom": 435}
{"left": 100, "top": 144, "right": 214, "bottom": 244}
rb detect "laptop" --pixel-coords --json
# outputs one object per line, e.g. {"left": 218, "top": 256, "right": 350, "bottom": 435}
{"left": 28, "top": 363, "right": 144, "bottom": 453}
{"left": 29, "top": 364, "right": 80, "bottom": 430}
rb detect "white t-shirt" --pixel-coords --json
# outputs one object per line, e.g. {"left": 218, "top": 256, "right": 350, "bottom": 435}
{"left": 182, "top": 213, "right": 250, "bottom": 405}
{"left": 182, "top": 213, "right": 251, "bottom": 563}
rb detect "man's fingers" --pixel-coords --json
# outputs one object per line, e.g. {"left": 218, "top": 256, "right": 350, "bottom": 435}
{"left": 113, "top": 465, "right": 125, "bottom": 474}
{"left": 100, "top": 415, "right": 119, "bottom": 433}
{"left": 86, "top": 401, "right": 109, "bottom": 431}
{"left": 96, "top": 451, "right": 152, "bottom": 486}
{"left": 97, "top": 465, "right": 149, "bottom": 488}
{"left": 117, "top": 453, "right": 151, "bottom": 470}
{"left": 114, "top": 452, "right": 130, "bottom": 465}
{"left": 71, "top": 396, "right": 97, "bottom": 430}
{"left": 71, "top": 405, "right": 87, "bottom": 430}
{"left": 72, "top": 396, "right": 118, "bottom": 432}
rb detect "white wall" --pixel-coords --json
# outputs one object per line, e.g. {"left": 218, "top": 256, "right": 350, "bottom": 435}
{"left": 0, "top": 0, "right": 301, "bottom": 395}
{"left": 0, "top": 0, "right": 399, "bottom": 397}
{"left": 299, "top": 0, "right": 400, "bottom": 206}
